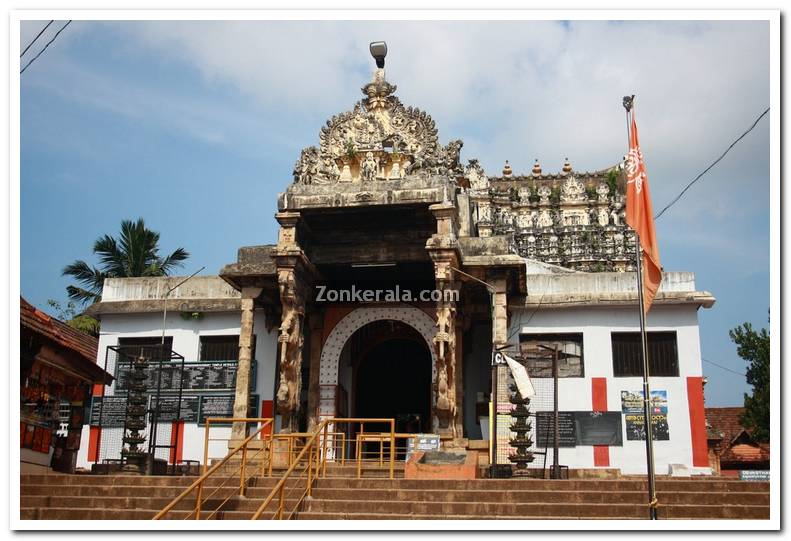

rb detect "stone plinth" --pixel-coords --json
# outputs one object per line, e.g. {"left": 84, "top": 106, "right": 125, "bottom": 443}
{"left": 405, "top": 450, "right": 478, "bottom": 480}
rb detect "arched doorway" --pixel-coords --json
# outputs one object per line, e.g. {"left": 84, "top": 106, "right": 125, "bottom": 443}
{"left": 318, "top": 306, "right": 438, "bottom": 426}
{"left": 354, "top": 337, "right": 432, "bottom": 434}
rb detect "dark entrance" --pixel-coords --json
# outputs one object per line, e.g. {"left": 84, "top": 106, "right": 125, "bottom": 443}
{"left": 354, "top": 337, "right": 432, "bottom": 435}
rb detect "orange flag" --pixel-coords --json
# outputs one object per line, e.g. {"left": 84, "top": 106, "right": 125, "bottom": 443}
{"left": 625, "top": 111, "right": 662, "bottom": 314}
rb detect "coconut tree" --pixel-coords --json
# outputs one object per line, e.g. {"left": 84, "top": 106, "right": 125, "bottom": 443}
{"left": 63, "top": 218, "right": 190, "bottom": 305}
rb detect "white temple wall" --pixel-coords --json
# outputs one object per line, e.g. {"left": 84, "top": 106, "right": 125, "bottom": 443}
{"left": 509, "top": 303, "right": 708, "bottom": 474}
{"left": 76, "top": 310, "right": 277, "bottom": 469}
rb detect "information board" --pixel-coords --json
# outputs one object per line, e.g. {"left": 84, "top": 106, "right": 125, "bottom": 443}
{"left": 150, "top": 395, "right": 200, "bottom": 423}
{"left": 89, "top": 396, "right": 132, "bottom": 427}
{"left": 536, "top": 411, "right": 577, "bottom": 448}
{"left": 197, "top": 394, "right": 259, "bottom": 425}
{"left": 406, "top": 434, "right": 440, "bottom": 456}
{"left": 739, "top": 470, "right": 769, "bottom": 481}
{"left": 621, "top": 390, "right": 670, "bottom": 441}
{"left": 115, "top": 360, "right": 256, "bottom": 394}
{"left": 574, "top": 411, "right": 623, "bottom": 446}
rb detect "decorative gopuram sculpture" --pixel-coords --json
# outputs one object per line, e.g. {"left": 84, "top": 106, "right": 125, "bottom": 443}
{"left": 466, "top": 158, "right": 638, "bottom": 271}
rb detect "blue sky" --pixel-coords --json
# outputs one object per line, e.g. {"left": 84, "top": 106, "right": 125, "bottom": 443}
{"left": 19, "top": 20, "right": 769, "bottom": 406}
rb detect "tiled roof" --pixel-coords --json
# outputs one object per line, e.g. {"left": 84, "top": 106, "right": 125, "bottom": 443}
{"left": 705, "top": 406, "right": 769, "bottom": 465}
{"left": 705, "top": 407, "right": 748, "bottom": 444}
{"left": 20, "top": 296, "right": 98, "bottom": 361}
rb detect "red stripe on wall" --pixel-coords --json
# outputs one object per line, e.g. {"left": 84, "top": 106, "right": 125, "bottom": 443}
{"left": 169, "top": 421, "right": 184, "bottom": 464}
{"left": 591, "top": 377, "right": 610, "bottom": 467}
{"left": 687, "top": 376, "right": 709, "bottom": 467}
{"left": 591, "top": 378, "right": 608, "bottom": 411}
{"left": 88, "top": 426, "right": 101, "bottom": 462}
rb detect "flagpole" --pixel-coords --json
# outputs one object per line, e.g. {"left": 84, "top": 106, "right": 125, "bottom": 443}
{"left": 623, "top": 96, "right": 658, "bottom": 520}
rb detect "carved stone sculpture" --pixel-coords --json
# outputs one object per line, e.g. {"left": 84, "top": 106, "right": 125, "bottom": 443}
{"left": 360, "top": 152, "right": 378, "bottom": 182}
{"left": 290, "top": 68, "right": 465, "bottom": 186}
{"left": 275, "top": 270, "right": 305, "bottom": 432}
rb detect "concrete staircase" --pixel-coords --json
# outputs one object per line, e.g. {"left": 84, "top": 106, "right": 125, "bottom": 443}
{"left": 20, "top": 471, "right": 770, "bottom": 521}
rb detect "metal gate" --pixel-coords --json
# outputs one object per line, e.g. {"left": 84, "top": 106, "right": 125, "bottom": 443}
{"left": 91, "top": 343, "right": 186, "bottom": 474}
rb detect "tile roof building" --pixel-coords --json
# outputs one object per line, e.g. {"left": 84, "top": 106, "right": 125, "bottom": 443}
{"left": 705, "top": 406, "right": 769, "bottom": 475}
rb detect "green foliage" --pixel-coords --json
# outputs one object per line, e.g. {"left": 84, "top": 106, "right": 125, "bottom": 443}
{"left": 63, "top": 218, "right": 190, "bottom": 306}
{"left": 528, "top": 185, "right": 540, "bottom": 203}
{"left": 46, "top": 299, "right": 100, "bottom": 337}
{"left": 729, "top": 320, "right": 770, "bottom": 442}
{"left": 606, "top": 169, "right": 619, "bottom": 196}
{"left": 585, "top": 186, "right": 598, "bottom": 200}
{"left": 550, "top": 187, "right": 561, "bottom": 204}
{"left": 508, "top": 187, "right": 520, "bottom": 202}
{"left": 345, "top": 138, "right": 357, "bottom": 158}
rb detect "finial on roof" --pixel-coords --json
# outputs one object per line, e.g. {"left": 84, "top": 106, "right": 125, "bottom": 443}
{"left": 502, "top": 160, "right": 513, "bottom": 177}
{"left": 532, "top": 159, "right": 542, "bottom": 176}
{"left": 562, "top": 157, "right": 572, "bottom": 174}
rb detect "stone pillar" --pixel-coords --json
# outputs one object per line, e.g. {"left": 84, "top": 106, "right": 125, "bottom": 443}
{"left": 306, "top": 310, "right": 324, "bottom": 432}
{"left": 272, "top": 210, "right": 314, "bottom": 434}
{"left": 426, "top": 202, "right": 462, "bottom": 442}
{"left": 275, "top": 267, "right": 305, "bottom": 433}
{"left": 491, "top": 275, "right": 509, "bottom": 347}
{"left": 231, "top": 287, "right": 262, "bottom": 441}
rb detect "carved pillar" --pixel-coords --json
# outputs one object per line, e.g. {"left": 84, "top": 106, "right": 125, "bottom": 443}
{"left": 231, "top": 287, "right": 262, "bottom": 441}
{"left": 426, "top": 202, "right": 462, "bottom": 442}
{"left": 272, "top": 211, "right": 316, "bottom": 433}
{"left": 275, "top": 267, "right": 305, "bottom": 432}
{"left": 306, "top": 310, "right": 324, "bottom": 432}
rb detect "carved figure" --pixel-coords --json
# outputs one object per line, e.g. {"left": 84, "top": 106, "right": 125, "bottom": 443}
{"left": 360, "top": 152, "right": 378, "bottom": 182}
{"left": 465, "top": 159, "right": 489, "bottom": 191}
{"left": 275, "top": 271, "right": 304, "bottom": 431}
{"left": 538, "top": 185, "right": 552, "bottom": 204}
{"left": 537, "top": 209, "right": 553, "bottom": 228}
{"left": 389, "top": 161, "right": 401, "bottom": 179}
{"left": 560, "top": 175, "right": 586, "bottom": 202}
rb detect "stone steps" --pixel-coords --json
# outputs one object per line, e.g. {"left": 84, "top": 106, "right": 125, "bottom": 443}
{"left": 19, "top": 473, "right": 770, "bottom": 521}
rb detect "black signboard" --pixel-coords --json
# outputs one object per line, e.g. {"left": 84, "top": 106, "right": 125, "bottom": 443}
{"left": 197, "top": 394, "right": 259, "bottom": 425}
{"left": 574, "top": 412, "right": 623, "bottom": 446}
{"left": 536, "top": 411, "right": 577, "bottom": 448}
{"left": 89, "top": 396, "right": 131, "bottom": 427}
{"left": 150, "top": 395, "right": 200, "bottom": 423}
{"left": 115, "top": 360, "right": 256, "bottom": 394}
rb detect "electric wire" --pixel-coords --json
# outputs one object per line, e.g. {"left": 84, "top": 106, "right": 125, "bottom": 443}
{"left": 702, "top": 357, "right": 746, "bottom": 377}
{"left": 20, "top": 20, "right": 53, "bottom": 58}
{"left": 654, "top": 107, "right": 769, "bottom": 220}
{"left": 20, "top": 20, "right": 71, "bottom": 74}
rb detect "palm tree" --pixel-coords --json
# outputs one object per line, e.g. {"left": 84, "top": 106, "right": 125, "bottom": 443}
{"left": 63, "top": 218, "right": 190, "bottom": 305}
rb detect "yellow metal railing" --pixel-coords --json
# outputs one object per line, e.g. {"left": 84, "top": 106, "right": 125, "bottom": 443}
{"left": 252, "top": 418, "right": 396, "bottom": 520}
{"left": 152, "top": 418, "right": 274, "bottom": 520}
{"left": 153, "top": 417, "right": 407, "bottom": 521}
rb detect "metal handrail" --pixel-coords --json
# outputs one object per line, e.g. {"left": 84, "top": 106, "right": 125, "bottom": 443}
{"left": 152, "top": 417, "right": 274, "bottom": 520}
{"left": 251, "top": 418, "right": 396, "bottom": 520}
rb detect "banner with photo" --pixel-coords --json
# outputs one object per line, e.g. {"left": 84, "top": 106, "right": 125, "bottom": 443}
{"left": 621, "top": 390, "right": 669, "bottom": 441}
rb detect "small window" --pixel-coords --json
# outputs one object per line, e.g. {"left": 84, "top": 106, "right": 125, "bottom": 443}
{"left": 611, "top": 331, "right": 679, "bottom": 377}
{"left": 117, "top": 336, "right": 173, "bottom": 360}
{"left": 519, "top": 333, "right": 584, "bottom": 378}
{"left": 200, "top": 335, "right": 253, "bottom": 361}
